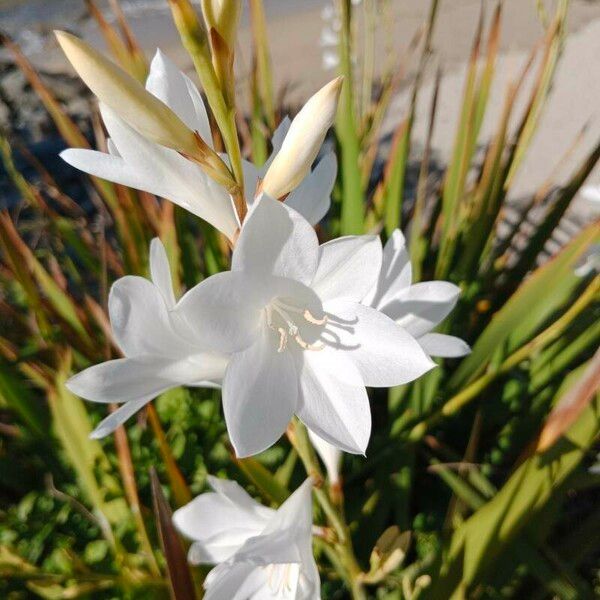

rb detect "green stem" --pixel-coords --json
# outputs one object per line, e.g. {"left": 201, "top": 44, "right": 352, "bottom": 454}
{"left": 147, "top": 403, "right": 192, "bottom": 508}
{"left": 169, "top": 0, "right": 244, "bottom": 194}
{"left": 288, "top": 419, "right": 366, "bottom": 599}
{"left": 336, "top": 0, "right": 364, "bottom": 235}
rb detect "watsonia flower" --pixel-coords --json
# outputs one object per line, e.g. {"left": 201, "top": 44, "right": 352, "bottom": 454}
{"left": 66, "top": 238, "right": 228, "bottom": 438}
{"left": 176, "top": 196, "right": 435, "bottom": 457}
{"left": 60, "top": 48, "right": 338, "bottom": 239}
{"left": 174, "top": 477, "right": 320, "bottom": 599}
{"left": 308, "top": 229, "right": 470, "bottom": 481}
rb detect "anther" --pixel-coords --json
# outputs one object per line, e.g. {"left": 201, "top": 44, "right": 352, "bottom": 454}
{"left": 304, "top": 309, "right": 328, "bottom": 325}
{"left": 294, "top": 334, "right": 325, "bottom": 351}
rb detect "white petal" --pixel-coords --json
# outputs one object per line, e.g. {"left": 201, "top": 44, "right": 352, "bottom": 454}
{"left": 418, "top": 333, "right": 471, "bottom": 358}
{"left": 242, "top": 159, "right": 261, "bottom": 209}
{"left": 223, "top": 327, "right": 298, "bottom": 457}
{"left": 149, "top": 238, "right": 176, "bottom": 309}
{"left": 60, "top": 147, "right": 146, "bottom": 190}
{"left": 206, "top": 476, "right": 274, "bottom": 516}
{"left": 285, "top": 152, "right": 337, "bottom": 225}
{"left": 261, "top": 116, "right": 292, "bottom": 174}
{"left": 228, "top": 528, "right": 303, "bottom": 566}
{"left": 67, "top": 357, "right": 177, "bottom": 404}
{"left": 204, "top": 563, "right": 262, "bottom": 600}
{"left": 99, "top": 106, "right": 237, "bottom": 238}
{"left": 67, "top": 354, "right": 223, "bottom": 405}
{"left": 312, "top": 235, "right": 382, "bottom": 303}
{"left": 177, "top": 271, "right": 263, "bottom": 354}
{"left": 323, "top": 299, "right": 436, "bottom": 386}
{"left": 61, "top": 138, "right": 237, "bottom": 241}
{"left": 308, "top": 430, "right": 342, "bottom": 484}
{"left": 90, "top": 396, "right": 153, "bottom": 439}
{"left": 173, "top": 485, "right": 272, "bottom": 563}
{"left": 108, "top": 275, "right": 192, "bottom": 358}
{"left": 232, "top": 195, "right": 319, "bottom": 286}
{"left": 384, "top": 281, "right": 461, "bottom": 338}
{"left": 146, "top": 49, "right": 212, "bottom": 146}
{"left": 258, "top": 563, "right": 300, "bottom": 599}
{"left": 297, "top": 349, "right": 371, "bottom": 455}
{"left": 265, "top": 478, "right": 313, "bottom": 535}
{"left": 106, "top": 138, "right": 120, "bottom": 156}
{"left": 55, "top": 31, "right": 197, "bottom": 154}
{"left": 365, "top": 228, "right": 411, "bottom": 308}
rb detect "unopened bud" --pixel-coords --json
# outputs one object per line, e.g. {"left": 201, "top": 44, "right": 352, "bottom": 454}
{"left": 55, "top": 31, "right": 197, "bottom": 156}
{"left": 261, "top": 77, "right": 342, "bottom": 199}
{"left": 201, "top": 0, "right": 241, "bottom": 49}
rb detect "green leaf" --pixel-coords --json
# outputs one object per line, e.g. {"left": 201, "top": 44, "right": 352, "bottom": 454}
{"left": 450, "top": 221, "right": 600, "bottom": 389}
{"left": 428, "top": 365, "right": 600, "bottom": 597}
{"left": 236, "top": 456, "right": 289, "bottom": 505}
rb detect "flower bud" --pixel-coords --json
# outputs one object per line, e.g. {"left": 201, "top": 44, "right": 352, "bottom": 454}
{"left": 201, "top": 0, "right": 241, "bottom": 49}
{"left": 261, "top": 77, "right": 343, "bottom": 199}
{"left": 55, "top": 30, "right": 198, "bottom": 156}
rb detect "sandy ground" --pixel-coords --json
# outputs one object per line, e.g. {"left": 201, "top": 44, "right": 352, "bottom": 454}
{"left": 7, "top": 0, "right": 600, "bottom": 207}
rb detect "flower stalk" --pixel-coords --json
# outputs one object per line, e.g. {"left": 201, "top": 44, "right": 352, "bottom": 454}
{"left": 288, "top": 418, "right": 366, "bottom": 599}
{"left": 147, "top": 404, "right": 192, "bottom": 508}
{"left": 168, "top": 0, "right": 245, "bottom": 197}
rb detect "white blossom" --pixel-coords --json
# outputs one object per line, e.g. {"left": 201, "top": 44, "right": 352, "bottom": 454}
{"left": 174, "top": 477, "right": 320, "bottom": 599}
{"left": 66, "top": 238, "right": 228, "bottom": 438}
{"left": 176, "top": 198, "right": 434, "bottom": 457}
{"left": 61, "top": 50, "right": 337, "bottom": 239}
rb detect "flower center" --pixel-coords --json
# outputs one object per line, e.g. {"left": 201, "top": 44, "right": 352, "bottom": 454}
{"left": 264, "top": 563, "right": 298, "bottom": 596}
{"left": 266, "top": 298, "right": 328, "bottom": 353}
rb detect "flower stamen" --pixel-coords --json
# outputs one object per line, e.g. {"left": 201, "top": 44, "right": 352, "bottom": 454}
{"left": 295, "top": 334, "right": 325, "bottom": 351}
{"left": 304, "top": 309, "right": 328, "bottom": 325}
{"left": 267, "top": 299, "right": 328, "bottom": 353}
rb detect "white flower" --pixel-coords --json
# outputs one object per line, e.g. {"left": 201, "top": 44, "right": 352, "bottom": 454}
{"left": 66, "top": 238, "right": 228, "bottom": 438}
{"left": 174, "top": 477, "right": 320, "bottom": 599}
{"left": 177, "top": 197, "right": 434, "bottom": 457}
{"left": 364, "top": 229, "right": 471, "bottom": 359}
{"left": 61, "top": 51, "right": 337, "bottom": 239}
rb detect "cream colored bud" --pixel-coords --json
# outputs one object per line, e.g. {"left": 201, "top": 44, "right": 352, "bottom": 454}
{"left": 201, "top": 0, "right": 241, "bottom": 48}
{"left": 261, "top": 76, "right": 343, "bottom": 199}
{"left": 55, "top": 30, "right": 197, "bottom": 156}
